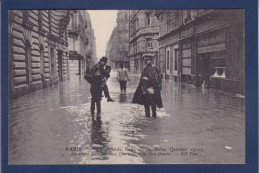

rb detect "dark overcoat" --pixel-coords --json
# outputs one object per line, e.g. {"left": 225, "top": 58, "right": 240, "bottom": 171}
{"left": 132, "top": 65, "right": 163, "bottom": 108}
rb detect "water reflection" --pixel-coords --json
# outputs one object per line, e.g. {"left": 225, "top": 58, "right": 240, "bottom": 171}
{"left": 59, "top": 83, "right": 64, "bottom": 105}
{"left": 8, "top": 71, "right": 245, "bottom": 164}
{"left": 90, "top": 115, "right": 108, "bottom": 160}
{"left": 119, "top": 93, "right": 127, "bottom": 103}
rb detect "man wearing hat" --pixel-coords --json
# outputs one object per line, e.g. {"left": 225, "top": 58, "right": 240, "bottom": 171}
{"left": 102, "top": 60, "right": 115, "bottom": 102}
{"left": 132, "top": 54, "right": 163, "bottom": 118}
{"left": 89, "top": 56, "right": 113, "bottom": 116}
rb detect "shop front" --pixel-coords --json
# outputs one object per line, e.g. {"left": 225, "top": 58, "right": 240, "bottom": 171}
{"left": 196, "top": 27, "right": 244, "bottom": 94}
{"left": 196, "top": 30, "right": 227, "bottom": 88}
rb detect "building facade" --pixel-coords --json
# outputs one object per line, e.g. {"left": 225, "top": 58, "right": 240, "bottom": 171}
{"left": 106, "top": 28, "right": 118, "bottom": 69}
{"left": 8, "top": 10, "right": 70, "bottom": 98}
{"left": 129, "top": 10, "right": 159, "bottom": 74}
{"left": 84, "top": 11, "right": 97, "bottom": 67}
{"left": 156, "top": 10, "right": 245, "bottom": 94}
{"left": 115, "top": 10, "right": 130, "bottom": 69}
{"left": 68, "top": 10, "right": 89, "bottom": 76}
{"left": 106, "top": 10, "right": 129, "bottom": 69}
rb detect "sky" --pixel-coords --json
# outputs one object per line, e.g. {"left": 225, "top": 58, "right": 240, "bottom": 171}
{"left": 87, "top": 10, "right": 118, "bottom": 59}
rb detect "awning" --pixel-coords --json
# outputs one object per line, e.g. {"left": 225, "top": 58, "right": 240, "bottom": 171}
{"left": 69, "top": 51, "right": 83, "bottom": 60}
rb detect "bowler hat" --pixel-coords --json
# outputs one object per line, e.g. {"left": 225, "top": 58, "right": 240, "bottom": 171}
{"left": 100, "top": 56, "right": 108, "bottom": 62}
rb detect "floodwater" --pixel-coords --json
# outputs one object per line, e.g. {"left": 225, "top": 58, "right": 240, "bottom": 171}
{"left": 8, "top": 71, "right": 245, "bottom": 164}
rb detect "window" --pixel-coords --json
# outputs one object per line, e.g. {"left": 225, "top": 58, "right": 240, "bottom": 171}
{"left": 146, "top": 38, "right": 152, "bottom": 48}
{"left": 75, "top": 13, "right": 79, "bottom": 26}
{"left": 125, "top": 14, "right": 128, "bottom": 20}
{"left": 167, "top": 51, "right": 170, "bottom": 70}
{"left": 25, "top": 41, "right": 32, "bottom": 84}
{"left": 48, "top": 10, "right": 52, "bottom": 33}
{"left": 40, "top": 46, "right": 44, "bottom": 74}
{"left": 50, "top": 47, "right": 55, "bottom": 76}
{"left": 174, "top": 50, "right": 178, "bottom": 71}
{"left": 38, "top": 10, "right": 43, "bottom": 29}
{"left": 22, "top": 11, "right": 29, "bottom": 22}
{"left": 130, "top": 25, "right": 133, "bottom": 35}
{"left": 136, "top": 18, "right": 139, "bottom": 30}
{"left": 68, "top": 14, "right": 73, "bottom": 30}
{"left": 175, "top": 12, "right": 179, "bottom": 26}
{"left": 147, "top": 13, "right": 152, "bottom": 26}
{"left": 210, "top": 51, "right": 226, "bottom": 78}
{"left": 184, "top": 10, "right": 191, "bottom": 23}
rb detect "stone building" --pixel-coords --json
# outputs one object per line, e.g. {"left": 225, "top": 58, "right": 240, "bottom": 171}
{"left": 129, "top": 10, "right": 159, "bottom": 74}
{"left": 84, "top": 11, "right": 97, "bottom": 66}
{"left": 154, "top": 10, "right": 182, "bottom": 81}
{"left": 106, "top": 28, "right": 118, "bottom": 69}
{"left": 106, "top": 10, "right": 129, "bottom": 69}
{"left": 115, "top": 10, "right": 130, "bottom": 69}
{"left": 155, "top": 9, "right": 245, "bottom": 94}
{"left": 68, "top": 10, "right": 88, "bottom": 76}
{"left": 8, "top": 10, "right": 70, "bottom": 98}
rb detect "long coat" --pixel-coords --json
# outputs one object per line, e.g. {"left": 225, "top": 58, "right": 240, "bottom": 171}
{"left": 132, "top": 65, "right": 163, "bottom": 108}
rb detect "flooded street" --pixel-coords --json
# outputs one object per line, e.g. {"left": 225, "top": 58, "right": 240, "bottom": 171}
{"left": 8, "top": 71, "right": 245, "bottom": 164}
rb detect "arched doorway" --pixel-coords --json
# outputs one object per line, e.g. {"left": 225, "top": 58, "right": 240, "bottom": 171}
{"left": 25, "top": 40, "right": 32, "bottom": 85}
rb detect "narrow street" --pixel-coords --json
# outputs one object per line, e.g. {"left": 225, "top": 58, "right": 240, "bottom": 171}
{"left": 8, "top": 71, "right": 245, "bottom": 164}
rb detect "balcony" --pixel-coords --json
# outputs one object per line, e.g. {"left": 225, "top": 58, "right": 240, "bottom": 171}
{"left": 68, "top": 25, "right": 80, "bottom": 37}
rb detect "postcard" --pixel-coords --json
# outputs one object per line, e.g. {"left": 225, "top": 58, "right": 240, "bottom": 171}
{"left": 2, "top": 0, "right": 258, "bottom": 172}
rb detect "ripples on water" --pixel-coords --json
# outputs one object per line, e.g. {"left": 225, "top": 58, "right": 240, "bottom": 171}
{"left": 8, "top": 71, "right": 245, "bottom": 164}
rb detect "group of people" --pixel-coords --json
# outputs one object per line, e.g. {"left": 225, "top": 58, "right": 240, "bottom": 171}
{"left": 84, "top": 54, "right": 163, "bottom": 118}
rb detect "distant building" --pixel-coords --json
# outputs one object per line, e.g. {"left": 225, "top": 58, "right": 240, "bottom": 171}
{"left": 8, "top": 10, "right": 70, "bottom": 98}
{"left": 90, "top": 28, "right": 97, "bottom": 65}
{"left": 67, "top": 10, "right": 89, "bottom": 76}
{"left": 106, "top": 28, "right": 118, "bottom": 69}
{"left": 115, "top": 10, "right": 130, "bottom": 69}
{"left": 155, "top": 9, "right": 245, "bottom": 94}
{"left": 129, "top": 10, "right": 159, "bottom": 74}
{"left": 84, "top": 11, "right": 97, "bottom": 67}
{"left": 106, "top": 10, "right": 129, "bottom": 69}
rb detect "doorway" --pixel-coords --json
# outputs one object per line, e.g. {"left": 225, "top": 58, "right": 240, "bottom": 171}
{"left": 58, "top": 50, "right": 63, "bottom": 80}
{"left": 201, "top": 54, "right": 211, "bottom": 81}
{"left": 50, "top": 47, "right": 56, "bottom": 77}
{"left": 25, "top": 41, "right": 32, "bottom": 85}
{"left": 166, "top": 46, "right": 170, "bottom": 75}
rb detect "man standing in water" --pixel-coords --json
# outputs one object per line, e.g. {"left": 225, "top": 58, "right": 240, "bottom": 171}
{"left": 89, "top": 57, "right": 109, "bottom": 116}
{"left": 117, "top": 61, "right": 129, "bottom": 93}
{"left": 132, "top": 54, "right": 163, "bottom": 118}
{"left": 102, "top": 64, "right": 115, "bottom": 102}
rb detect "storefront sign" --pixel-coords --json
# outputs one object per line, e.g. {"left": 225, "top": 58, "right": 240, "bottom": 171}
{"left": 197, "top": 43, "right": 226, "bottom": 54}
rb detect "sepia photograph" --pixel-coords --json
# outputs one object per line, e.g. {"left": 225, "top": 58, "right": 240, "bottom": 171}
{"left": 7, "top": 9, "right": 245, "bottom": 165}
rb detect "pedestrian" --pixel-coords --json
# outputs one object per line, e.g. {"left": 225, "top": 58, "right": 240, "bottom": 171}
{"left": 132, "top": 54, "right": 163, "bottom": 118}
{"left": 102, "top": 64, "right": 115, "bottom": 102}
{"left": 88, "top": 57, "right": 108, "bottom": 116}
{"left": 117, "top": 62, "right": 129, "bottom": 93}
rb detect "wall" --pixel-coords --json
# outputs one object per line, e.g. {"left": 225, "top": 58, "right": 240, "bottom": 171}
{"left": 8, "top": 10, "right": 70, "bottom": 98}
